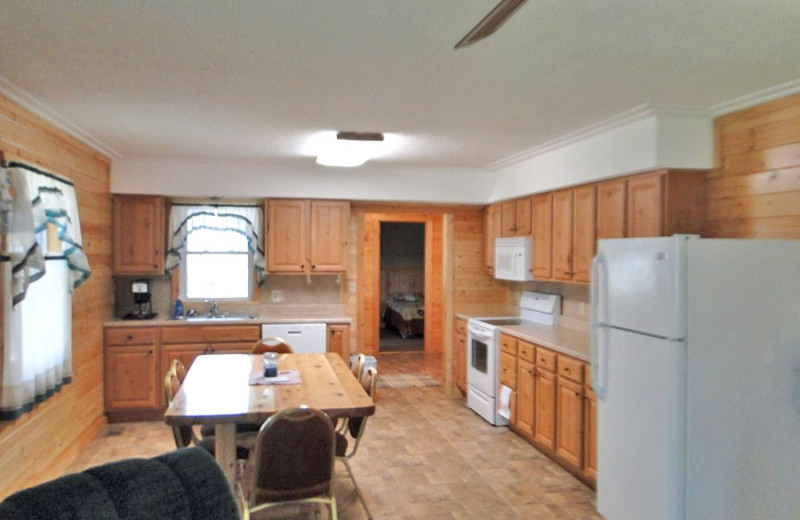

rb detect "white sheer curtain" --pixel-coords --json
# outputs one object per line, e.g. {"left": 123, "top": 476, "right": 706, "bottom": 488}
{"left": 165, "top": 204, "right": 266, "bottom": 284}
{"left": 0, "top": 163, "right": 84, "bottom": 420}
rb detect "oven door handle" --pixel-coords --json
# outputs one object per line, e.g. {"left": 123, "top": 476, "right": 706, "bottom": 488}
{"left": 467, "top": 325, "right": 495, "bottom": 342}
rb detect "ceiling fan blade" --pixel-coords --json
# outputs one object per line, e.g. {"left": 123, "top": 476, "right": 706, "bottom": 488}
{"left": 455, "top": 0, "right": 529, "bottom": 49}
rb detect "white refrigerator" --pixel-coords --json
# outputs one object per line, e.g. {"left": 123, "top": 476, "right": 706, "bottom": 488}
{"left": 591, "top": 235, "right": 800, "bottom": 520}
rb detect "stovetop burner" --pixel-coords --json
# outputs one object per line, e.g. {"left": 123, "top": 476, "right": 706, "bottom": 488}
{"left": 473, "top": 317, "right": 534, "bottom": 327}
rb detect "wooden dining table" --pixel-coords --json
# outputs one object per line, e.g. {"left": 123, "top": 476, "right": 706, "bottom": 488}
{"left": 164, "top": 352, "right": 375, "bottom": 484}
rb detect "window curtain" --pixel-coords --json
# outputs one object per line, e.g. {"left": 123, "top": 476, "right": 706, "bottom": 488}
{"left": 165, "top": 205, "right": 266, "bottom": 284}
{"left": 0, "top": 163, "right": 86, "bottom": 420}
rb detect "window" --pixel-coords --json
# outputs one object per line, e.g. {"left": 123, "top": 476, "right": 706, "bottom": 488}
{"left": 165, "top": 204, "right": 266, "bottom": 301}
{"left": 182, "top": 227, "right": 252, "bottom": 300}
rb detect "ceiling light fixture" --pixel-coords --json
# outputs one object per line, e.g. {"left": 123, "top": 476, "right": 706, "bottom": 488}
{"left": 316, "top": 131, "right": 385, "bottom": 167}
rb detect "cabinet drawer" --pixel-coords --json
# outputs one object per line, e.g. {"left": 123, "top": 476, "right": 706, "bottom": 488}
{"left": 536, "top": 347, "right": 557, "bottom": 372}
{"left": 106, "top": 327, "right": 157, "bottom": 346}
{"left": 500, "top": 333, "right": 518, "bottom": 355}
{"left": 455, "top": 319, "right": 467, "bottom": 337}
{"left": 518, "top": 340, "right": 536, "bottom": 363}
{"left": 558, "top": 356, "right": 585, "bottom": 384}
{"left": 161, "top": 325, "right": 260, "bottom": 344}
{"left": 499, "top": 351, "right": 518, "bottom": 389}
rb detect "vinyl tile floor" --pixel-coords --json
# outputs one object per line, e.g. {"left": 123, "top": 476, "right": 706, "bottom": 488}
{"left": 67, "top": 353, "right": 601, "bottom": 520}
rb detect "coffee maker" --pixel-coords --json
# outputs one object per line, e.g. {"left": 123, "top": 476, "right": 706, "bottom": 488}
{"left": 125, "top": 279, "right": 156, "bottom": 319}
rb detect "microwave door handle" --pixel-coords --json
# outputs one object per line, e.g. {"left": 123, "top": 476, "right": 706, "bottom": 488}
{"left": 590, "top": 251, "right": 609, "bottom": 399}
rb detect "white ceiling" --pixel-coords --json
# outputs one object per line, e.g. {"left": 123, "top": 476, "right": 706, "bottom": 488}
{"left": 1, "top": 0, "right": 799, "bottom": 170}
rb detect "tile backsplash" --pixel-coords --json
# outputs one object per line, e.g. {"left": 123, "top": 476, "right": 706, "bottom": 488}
{"left": 113, "top": 274, "right": 343, "bottom": 319}
{"left": 509, "top": 281, "right": 590, "bottom": 322}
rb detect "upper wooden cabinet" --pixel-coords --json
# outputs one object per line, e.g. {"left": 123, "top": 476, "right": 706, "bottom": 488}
{"left": 501, "top": 197, "right": 532, "bottom": 237}
{"left": 483, "top": 203, "right": 502, "bottom": 272}
{"left": 627, "top": 170, "right": 706, "bottom": 237}
{"left": 532, "top": 193, "right": 553, "bottom": 279}
{"left": 552, "top": 186, "right": 596, "bottom": 283}
{"left": 596, "top": 178, "right": 627, "bottom": 239}
{"left": 266, "top": 199, "right": 349, "bottom": 273}
{"left": 112, "top": 195, "right": 166, "bottom": 275}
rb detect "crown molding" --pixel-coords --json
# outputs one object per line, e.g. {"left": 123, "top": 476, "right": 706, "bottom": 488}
{"left": 711, "top": 78, "right": 800, "bottom": 116}
{"left": 0, "top": 75, "right": 121, "bottom": 159}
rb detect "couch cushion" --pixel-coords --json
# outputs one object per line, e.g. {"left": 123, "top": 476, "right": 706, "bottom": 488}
{"left": 0, "top": 447, "right": 239, "bottom": 520}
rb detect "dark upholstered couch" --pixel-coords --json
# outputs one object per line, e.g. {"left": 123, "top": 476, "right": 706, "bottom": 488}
{"left": 0, "top": 447, "right": 240, "bottom": 520}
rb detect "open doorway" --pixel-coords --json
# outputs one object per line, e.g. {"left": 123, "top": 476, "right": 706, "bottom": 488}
{"left": 379, "top": 222, "right": 425, "bottom": 353}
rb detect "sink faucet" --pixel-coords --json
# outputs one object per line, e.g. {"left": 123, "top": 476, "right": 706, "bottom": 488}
{"left": 205, "top": 299, "right": 220, "bottom": 316}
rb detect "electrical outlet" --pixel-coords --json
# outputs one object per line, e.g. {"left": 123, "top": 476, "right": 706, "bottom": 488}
{"left": 271, "top": 290, "right": 284, "bottom": 303}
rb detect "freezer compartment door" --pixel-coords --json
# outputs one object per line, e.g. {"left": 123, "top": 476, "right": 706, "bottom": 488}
{"left": 597, "top": 327, "right": 686, "bottom": 520}
{"left": 594, "top": 236, "right": 689, "bottom": 339}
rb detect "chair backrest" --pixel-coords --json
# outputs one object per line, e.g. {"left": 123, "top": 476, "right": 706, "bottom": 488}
{"left": 350, "top": 353, "right": 366, "bottom": 379}
{"left": 171, "top": 358, "right": 187, "bottom": 384}
{"left": 251, "top": 407, "right": 335, "bottom": 504}
{"left": 251, "top": 337, "right": 293, "bottom": 354}
{"left": 164, "top": 365, "right": 193, "bottom": 449}
{"left": 0, "top": 447, "right": 239, "bottom": 520}
{"left": 347, "top": 367, "right": 377, "bottom": 440}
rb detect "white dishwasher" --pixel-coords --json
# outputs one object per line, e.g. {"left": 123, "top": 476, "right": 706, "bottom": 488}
{"left": 261, "top": 323, "right": 327, "bottom": 354}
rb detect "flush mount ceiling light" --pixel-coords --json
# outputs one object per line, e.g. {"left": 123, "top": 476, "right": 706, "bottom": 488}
{"left": 316, "top": 131, "right": 385, "bottom": 167}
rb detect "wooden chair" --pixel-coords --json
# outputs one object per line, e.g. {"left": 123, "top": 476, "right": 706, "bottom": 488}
{"left": 251, "top": 337, "right": 293, "bottom": 354}
{"left": 335, "top": 366, "right": 377, "bottom": 520}
{"left": 350, "top": 353, "right": 367, "bottom": 379}
{"left": 238, "top": 407, "right": 337, "bottom": 520}
{"left": 171, "top": 358, "right": 187, "bottom": 384}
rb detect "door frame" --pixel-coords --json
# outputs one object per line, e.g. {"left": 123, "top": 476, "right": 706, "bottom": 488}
{"left": 358, "top": 212, "right": 443, "bottom": 356}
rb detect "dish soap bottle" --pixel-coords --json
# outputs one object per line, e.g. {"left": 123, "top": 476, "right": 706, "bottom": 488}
{"left": 173, "top": 298, "right": 184, "bottom": 319}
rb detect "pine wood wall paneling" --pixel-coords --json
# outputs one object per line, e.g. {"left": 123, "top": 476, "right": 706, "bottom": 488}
{"left": 0, "top": 94, "right": 111, "bottom": 499}
{"left": 709, "top": 92, "right": 800, "bottom": 239}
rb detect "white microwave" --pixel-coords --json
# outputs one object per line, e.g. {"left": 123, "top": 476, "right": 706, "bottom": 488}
{"left": 494, "top": 236, "right": 533, "bottom": 281}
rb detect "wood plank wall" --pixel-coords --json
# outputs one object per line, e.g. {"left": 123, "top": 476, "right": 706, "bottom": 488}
{"left": 0, "top": 94, "right": 112, "bottom": 498}
{"left": 709, "top": 92, "right": 800, "bottom": 238}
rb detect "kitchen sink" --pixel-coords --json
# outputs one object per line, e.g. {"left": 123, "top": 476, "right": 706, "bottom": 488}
{"left": 181, "top": 314, "right": 258, "bottom": 322}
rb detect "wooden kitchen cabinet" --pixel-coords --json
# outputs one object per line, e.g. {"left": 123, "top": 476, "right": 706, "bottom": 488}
{"left": 454, "top": 318, "right": 467, "bottom": 393}
{"left": 534, "top": 364, "right": 557, "bottom": 451}
{"left": 501, "top": 196, "right": 532, "bottom": 237}
{"left": 551, "top": 190, "right": 573, "bottom": 282}
{"left": 516, "top": 358, "right": 535, "bottom": 439}
{"left": 627, "top": 169, "right": 706, "bottom": 238}
{"left": 551, "top": 186, "right": 596, "bottom": 283}
{"left": 266, "top": 199, "right": 349, "bottom": 273}
{"left": 105, "top": 327, "right": 158, "bottom": 411}
{"left": 483, "top": 203, "right": 502, "bottom": 272}
{"left": 556, "top": 376, "right": 584, "bottom": 468}
{"left": 583, "top": 386, "right": 598, "bottom": 483}
{"left": 532, "top": 193, "right": 553, "bottom": 279}
{"left": 112, "top": 195, "right": 166, "bottom": 275}
{"left": 597, "top": 178, "right": 627, "bottom": 239}
{"left": 327, "top": 323, "right": 350, "bottom": 360}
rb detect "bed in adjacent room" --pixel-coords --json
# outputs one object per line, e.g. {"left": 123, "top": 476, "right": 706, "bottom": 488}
{"left": 383, "top": 293, "right": 424, "bottom": 338}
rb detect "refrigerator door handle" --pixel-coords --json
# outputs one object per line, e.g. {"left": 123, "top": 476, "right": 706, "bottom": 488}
{"left": 591, "top": 250, "right": 608, "bottom": 398}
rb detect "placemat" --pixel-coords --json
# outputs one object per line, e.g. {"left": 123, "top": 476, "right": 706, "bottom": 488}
{"left": 248, "top": 370, "right": 302, "bottom": 385}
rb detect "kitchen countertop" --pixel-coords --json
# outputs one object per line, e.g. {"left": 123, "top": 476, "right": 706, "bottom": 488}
{"left": 105, "top": 304, "right": 352, "bottom": 328}
{"left": 456, "top": 311, "right": 590, "bottom": 362}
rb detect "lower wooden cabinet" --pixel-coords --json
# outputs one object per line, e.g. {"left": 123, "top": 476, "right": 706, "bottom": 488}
{"left": 583, "top": 387, "right": 598, "bottom": 481}
{"left": 515, "top": 359, "right": 535, "bottom": 438}
{"left": 105, "top": 323, "right": 265, "bottom": 420}
{"left": 326, "top": 323, "right": 350, "bottom": 360}
{"left": 106, "top": 345, "right": 157, "bottom": 410}
{"left": 556, "top": 377, "right": 584, "bottom": 468}
{"left": 534, "top": 366, "right": 557, "bottom": 450}
{"left": 503, "top": 334, "right": 596, "bottom": 488}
